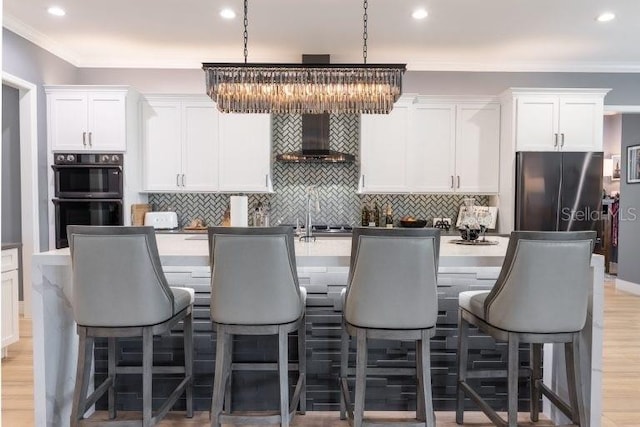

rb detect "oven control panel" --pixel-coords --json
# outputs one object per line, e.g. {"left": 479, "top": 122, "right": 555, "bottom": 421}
{"left": 54, "top": 153, "right": 122, "bottom": 165}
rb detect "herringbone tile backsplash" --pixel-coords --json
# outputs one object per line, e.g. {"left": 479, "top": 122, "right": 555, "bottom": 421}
{"left": 148, "top": 114, "right": 489, "bottom": 228}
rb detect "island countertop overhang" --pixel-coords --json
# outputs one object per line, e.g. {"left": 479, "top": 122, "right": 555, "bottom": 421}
{"left": 33, "top": 234, "right": 513, "bottom": 268}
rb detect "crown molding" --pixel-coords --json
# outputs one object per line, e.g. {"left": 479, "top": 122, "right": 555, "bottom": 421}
{"left": 407, "top": 60, "right": 640, "bottom": 73}
{"left": 3, "top": 14, "right": 81, "bottom": 67}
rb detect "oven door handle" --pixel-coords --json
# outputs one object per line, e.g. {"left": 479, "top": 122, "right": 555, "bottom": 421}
{"left": 52, "top": 164, "right": 122, "bottom": 170}
{"left": 52, "top": 198, "right": 123, "bottom": 203}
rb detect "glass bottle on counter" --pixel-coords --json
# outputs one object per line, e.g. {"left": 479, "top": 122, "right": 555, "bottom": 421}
{"left": 367, "top": 202, "right": 376, "bottom": 227}
{"left": 373, "top": 201, "right": 380, "bottom": 227}
{"left": 361, "top": 204, "right": 370, "bottom": 226}
{"left": 385, "top": 203, "right": 394, "bottom": 228}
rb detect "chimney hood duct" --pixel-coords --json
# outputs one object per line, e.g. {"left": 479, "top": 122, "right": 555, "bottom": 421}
{"left": 276, "top": 55, "right": 356, "bottom": 164}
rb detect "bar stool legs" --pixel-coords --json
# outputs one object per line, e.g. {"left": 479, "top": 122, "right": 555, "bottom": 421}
{"left": 210, "top": 318, "right": 306, "bottom": 427}
{"left": 70, "top": 310, "right": 194, "bottom": 427}
{"left": 340, "top": 325, "right": 436, "bottom": 427}
{"left": 530, "top": 343, "right": 542, "bottom": 422}
{"left": 456, "top": 311, "right": 587, "bottom": 427}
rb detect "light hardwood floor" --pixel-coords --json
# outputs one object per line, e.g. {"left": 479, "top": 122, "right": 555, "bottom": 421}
{"left": 2, "top": 283, "right": 639, "bottom": 426}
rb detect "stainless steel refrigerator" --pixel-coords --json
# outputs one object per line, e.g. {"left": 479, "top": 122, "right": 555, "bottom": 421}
{"left": 515, "top": 152, "right": 603, "bottom": 239}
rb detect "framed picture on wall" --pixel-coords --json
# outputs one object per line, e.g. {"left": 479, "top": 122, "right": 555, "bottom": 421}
{"left": 611, "top": 154, "right": 621, "bottom": 181}
{"left": 627, "top": 145, "right": 640, "bottom": 184}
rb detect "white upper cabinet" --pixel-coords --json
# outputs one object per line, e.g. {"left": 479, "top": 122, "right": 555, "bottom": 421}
{"left": 218, "top": 113, "right": 272, "bottom": 192}
{"left": 182, "top": 102, "right": 220, "bottom": 191}
{"left": 141, "top": 96, "right": 271, "bottom": 193}
{"left": 141, "top": 100, "right": 183, "bottom": 191}
{"left": 142, "top": 97, "right": 219, "bottom": 192}
{"left": 408, "top": 103, "right": 456, "bottom": 193}
{"left": 512, "top": 89, "right": 608, "bottom": 152}
{"left": 360, "top": 97, "right": 500, "bottom": 194}
{"left": 46, "top": 86, "right": 128, "bottom": 152}
{"left": 360, "top": 101, "right": 412, "bottom": 193}
{"left": 455, "top": 103, "right": 501, "bottom": 193}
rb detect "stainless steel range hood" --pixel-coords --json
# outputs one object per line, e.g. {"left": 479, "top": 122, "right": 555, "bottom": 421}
{"left": 276, "top": 114, "right": 356, "bottom": 163}
{"left": 275, "top": 54, "right": 356, "bottom": 164}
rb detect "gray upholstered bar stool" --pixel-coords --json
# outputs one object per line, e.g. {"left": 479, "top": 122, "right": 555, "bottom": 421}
{"left": 208, "top": 226, "right": 306, "bottom": 427}
{"left": 68, "top": 226, "right": 194, "bottom": 427}
{"left": 339, "top": 228, "right": 441, "bottom": 427}
{"left": 456, "top": 231, "right": 596, "bottom": 427}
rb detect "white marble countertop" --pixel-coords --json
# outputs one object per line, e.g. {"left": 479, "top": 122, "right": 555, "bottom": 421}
{"left": 33, "top": 234, "right": 511, "bottom": 268}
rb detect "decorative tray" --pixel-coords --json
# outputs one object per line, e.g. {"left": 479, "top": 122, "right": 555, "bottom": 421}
{"left": 449, "top": 239, "right": 499, "bottom": 246}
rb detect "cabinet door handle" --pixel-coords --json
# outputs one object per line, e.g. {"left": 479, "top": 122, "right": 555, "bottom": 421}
{"left": 457, "top": 176, "right": 461, "bottom": 189}
{"left": 82, "top": 132, "right": 87, "bottom": 147}
{"left": 362, "top": 175, "right": 365, "bottom": 188}
{"left": 560, "top": 133, "right": 565, "bottom": 147}
{"left": 181, "top": 174, "right": 186, "bottom": 187}
{"left": 88, "top": 132, "right": 92, "bottom": 147}
{"left": 265, "top": 174, "right": 268, "bottom": 187}
{"left": 176, "top": 174, "right": 180, "bottom": 187}
{"left": 554, "top": 133, "right": 558, "bottom": 147}
{"left": 451, "top": 176, "right": 454, "bottom": 189}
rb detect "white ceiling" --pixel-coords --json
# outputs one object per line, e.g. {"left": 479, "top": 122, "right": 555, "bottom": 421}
{"left": 4, "top": 0, "right": 640, "bottom": 71}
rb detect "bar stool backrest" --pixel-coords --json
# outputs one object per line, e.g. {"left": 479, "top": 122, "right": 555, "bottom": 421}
{"left": 344, "top": 228, "right": 441, "bottom": 329}
{"left": 485, "top": 231, "right": 596, "bottom": 333}
{"left": 208, "top": 227, "right": 303, "bottom": 325}
{"left": 68, "top": 226, "right": 175, "bottom": 327}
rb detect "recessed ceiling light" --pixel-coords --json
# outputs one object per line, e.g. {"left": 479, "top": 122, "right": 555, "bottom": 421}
{"left": 412, "top": 9, "right": 428, "bottom": 20}
{"left": 220, "top": 8, "right": 236, "bottom": 19}
{"left": 596, "top": 12, "right": 615, "bottom": 22}
{"left": 47, "top": 6, "right": 66, "bottom": 17}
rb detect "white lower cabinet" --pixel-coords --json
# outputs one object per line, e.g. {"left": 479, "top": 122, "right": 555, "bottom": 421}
{"left": 142, "top": 96, "right": 271, "bottom": 193}
{"left": 1, "top": 248, "right": 20, "bottom": 355}
{"left": 360, "top": 97, "right": 500, "bottom": 194}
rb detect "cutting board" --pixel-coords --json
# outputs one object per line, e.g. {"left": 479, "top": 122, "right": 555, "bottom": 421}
{"left": 131, "top": 204, "right": 151, "bottom": 226}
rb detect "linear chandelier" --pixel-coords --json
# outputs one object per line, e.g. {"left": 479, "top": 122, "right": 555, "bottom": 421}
{"left": 202, "top": 0, "right": 406, "bottom": 114}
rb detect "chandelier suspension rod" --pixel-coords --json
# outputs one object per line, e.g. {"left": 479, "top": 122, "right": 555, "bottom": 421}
{"left": 243, "top": 0, "right": 249, "bottom": 64}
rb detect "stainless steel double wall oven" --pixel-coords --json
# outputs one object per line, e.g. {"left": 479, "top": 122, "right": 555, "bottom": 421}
{"left": 52, "top": 153, "right": 124, "bottom": 248}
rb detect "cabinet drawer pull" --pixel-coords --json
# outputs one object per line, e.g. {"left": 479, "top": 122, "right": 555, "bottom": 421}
{"left": 82, "top": 132, "right": 87, "bottom": 147}
{"left": 560, "top": 133, "right": 565, "bottom": 147}
{"left": 88, "top": 132, "right": 93, "bottom": 147}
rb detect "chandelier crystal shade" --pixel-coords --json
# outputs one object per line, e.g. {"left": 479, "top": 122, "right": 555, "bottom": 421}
{"left": 203, "top": 63, "right": 406, "bottom": 114}
{"left": 202, "top": 0, "right": 406, "bottom": 114}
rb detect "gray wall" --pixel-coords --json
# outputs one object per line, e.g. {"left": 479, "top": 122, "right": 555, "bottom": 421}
{"left": 2, "top": 84, "right": 22, "bottom": 243}
{"left": 2, "top": 29, "right": 78, "bottom": 250}
{"left": 404, "top": 72, "right": 640, "bottom": 105}
{"left": 78, "top": 68, "right": 640, "bottom": 105}
{"left": 618, "top": 114, "right": 640, "bottom": 286}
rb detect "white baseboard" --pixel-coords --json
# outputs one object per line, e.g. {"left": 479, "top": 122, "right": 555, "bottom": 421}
{"left": 615, "top": 278, "right": 640, "bottom": 296}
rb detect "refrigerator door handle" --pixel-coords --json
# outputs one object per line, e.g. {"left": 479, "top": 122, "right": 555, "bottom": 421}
{"left": 556, "top": 161, "right": 563, "bottom": 230}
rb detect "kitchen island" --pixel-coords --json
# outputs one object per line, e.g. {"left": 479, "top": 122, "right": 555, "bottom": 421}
{"left": 31, "top": 235, "right": 603, "bottom": 426}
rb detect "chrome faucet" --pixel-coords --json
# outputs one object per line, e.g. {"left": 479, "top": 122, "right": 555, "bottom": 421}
{"left": 300, "top": 186, "right": 320, "bottom": 242}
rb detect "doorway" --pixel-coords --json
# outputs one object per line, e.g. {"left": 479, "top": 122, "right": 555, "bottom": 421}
{"left": 2, "top": 73, "right": 40, "bottom": 318}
